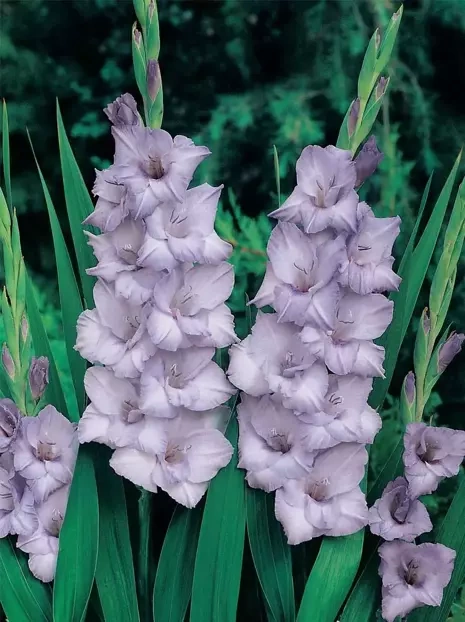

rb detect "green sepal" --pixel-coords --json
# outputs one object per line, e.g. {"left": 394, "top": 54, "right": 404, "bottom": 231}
{"left": 132, "top": 23, "right": 148, "bottom": 101}
{"left": 375, "top": 5, "right": 404, "bottom": 75}
{"left": 273, "top": 144, "right": 281, "bottom": 206}
{"left": 336, "top": 105, "right": 351, "bottom": 150}
{"left": 148, "top": 83, "right": 164, "bottom": 129}
{"left": 2, "top": 243, "right": 15, "bottom": 309}
{"left": 145, "top": 0, "right": 160, "bottom": 60}
{"left": 2, "top": 101, "right": 13, "bottom": 211}
{"left": 1, "top": 289, "right": 17, "bottom": 362}
{"left": 423, "top": 325, "right": 452, "bottom": 402}
{"left": 357, "top": 29, "right": 379, "bottom": 103}
{"left": 0, "top": 186, "right": 11, "bottom": 233}
{"left": 133, "top": 0, "right": 147, "bottom": 30}
{"left": 399, "top": 373, "right": 416, "bottom": 424}
{"left": 413, "top": 307, "right": 430, "bottom": 383}
{"left": 15, "top": 259, "right": 26, "bottom": 328}
{"left": 352, "top": 77, "right": 390, "bottom": 152}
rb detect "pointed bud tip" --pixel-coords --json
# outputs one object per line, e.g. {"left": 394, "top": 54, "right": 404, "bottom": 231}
{"left": 422, "top": 309, "right": 431, "bottom": 334}
{"left": 438, "top": 332, "right": 465, "bottom": 373}
{"left": 147, "top": 59, "right": 161, "bottom": 101}
{"left": 404, "top": 371, "right": 416, "bottom": 405}
{"left": 2, "top": 345, "right": 15, "bottom": 379}
{"left": 376, "top": 76, "right": 389, "bottom": 100}
{"left": 348, "top": 98, "right": 360, "bottom": 137}
{"left": 28, "top": 356, "right": 50, "bottom": 401}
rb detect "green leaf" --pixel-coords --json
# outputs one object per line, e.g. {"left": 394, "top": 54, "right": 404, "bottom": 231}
{"left": 409, "top": 476, "right": 465, "bottom": 622}
{"left": 375, "top": 6, "right": 403, "bottom": 75}
{"left": 56, "top": 102, "right": 96, "bottom": 308}
{"left": 357, "top": 29, "right": 379, "bottom": 103}
{"left": 2, "top": 100, "right": 13, "bottom": 210}
{"left": 94, "top": 449, "right": 140, "bottom": 622}
{"left": 53, "top": 445, "right": 99, "bottom": 622}
{"left": 25, "top": 275, "right": 74, "bottom": 418}
{"left": 370, "top": 153, "right": 461, "bottom": 410}
{"left": 247, "top": 488, "right": 295, "bottom": 622}
{"left": 354, "top": 78, "right": 390, "bottom": 151}
{"left": 0, "top": 537, "right": 52, "bottom": 622}
{"left": 153, "top": 504, "right": 203, "bottom": 622}
{"left": 29, "top": 133, "right": 86, "bottom": 416}
{"left": 296, "top": 531, "right": 364, "bottom": 622}
{"left": 339, "top": 548, "right": 380, "bottom": 622}
{"left": 273, "top": 145, "right": 281, "bottom": 207}
{"left": 191, "top": 415, "right": 246, "bottom": 622}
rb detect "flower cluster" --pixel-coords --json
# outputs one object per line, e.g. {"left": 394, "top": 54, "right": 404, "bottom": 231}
{"left": 369, "top": 421, "right": 465, "bottom": 621}
{"left": 0, "top": 390, "right": 78, "bottom": 583}
{"left": 76, "top": 94, "right": 237, "bottom": 508}
{"left": 228, "top": 140, "right": 400, "bottom": 544}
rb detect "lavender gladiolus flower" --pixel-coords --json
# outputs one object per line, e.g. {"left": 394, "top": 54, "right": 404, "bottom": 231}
{"left": 378, "top": 541, "right": 455, "bottom": 621}
{"left": 147, "top": 263, "right": 236, "bottom": 350}
{"left": 17, "top": 486, "right": 70, "bottom": 583}
{"left": 368, "top": 477, "right": 432, "bottom": 541}
{"left": 403, "top": 423, "right": 465, "bottom": 497}
{"left": 86, "top": 219, "right": 159, "bottom": 305}
{"left": 110, "top": 126, "right": 210, "bottom": 219}
{"left": 104, "top": 93, "right": 142, "bottom": 127}
{"left": 301, "top": 291, "right": 393, "bottom": 376}
{"left": 28, "top": 357, "right": 49, "bottom": 401}
{"left": 78, "top": 366, "right": 163, "bottom": 453}
{"left": 338, "top": 207, "right": 401, "bottom": 294}
{"left": 275, "top": 443, "right": 369, "bottom": 544}
{"left": 228, "top": 312, "right": 328, "bottom": 414}
{"left": 13, "top": 405, "right": 78, "bottom": 502}
{"left": 237, "top": 394, "right": 317, "bottom": 492}
{"left": 110, "top": 408, "right": 233, "bottom": 508}
{"left": 140, "top": 347, "right": 235, "bottom": 418}
{"left": 76, "top": 279, "right": 155, "bottom": 377}
{"left": 0, "top": 398, "right": 22, "bottom": 452}
{"left": 138, "top": 184, "right": 232, "bottom": 271}
{"left": 299, "top": 375, "right": 381, "bottom": 449}
{"left": 269, "top": 145, "right": 358, "bottom": 233}
{"left": 250, "top": 222, "right": 346, "bottom": 328}
{"left": 0, "top": 464, "right": 16, "bottom": 537}
{"left": 84, "top": 169, "right": 129, "bottom": 232}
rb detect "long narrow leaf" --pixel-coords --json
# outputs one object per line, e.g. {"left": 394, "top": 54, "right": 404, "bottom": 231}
{"left": 339, "top": 549, "right": 380, "bottom": 622}
{"left": 56, "top": 102, "right": 96, "bottom": 308}
{"left": 0, "top": 537, "right": 52, "bottom": 622}
{"left": 94, "top": 450, "right": 140, "bottom": 622}
{"left": 53, "top": 445, "right": 99, "bottom": 622}
{"left": 25, "top": 276, "right": 74, "bottom": 419}
{"left": 190, "top": 415, "right": 246, "bottom": 622}
{"left": 153, "top": 505, "right": 203, "bottom": 622}
{"left": 29, "top": 134, "right": 86, "bottom": 416}
{"left": 370, "top": 153, "right": 461, "bottom": 409}
{"left": 247, "top": 488, "right": 295, "bottom": 622}
{"left": 2, "top": 101, "right": 13, "bottom": 209}
{"left": 296, "top": 531, "right": 364, "bottom": 622}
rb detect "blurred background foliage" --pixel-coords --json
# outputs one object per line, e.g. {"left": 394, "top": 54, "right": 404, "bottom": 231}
{"left": 1, "top": 0, "right": 465, "bottom": 520}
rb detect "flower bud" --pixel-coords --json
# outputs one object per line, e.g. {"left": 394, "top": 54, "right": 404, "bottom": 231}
{"left": 28, "top": 356, "right": 49, "bottom": 401}
{"left": 21, "top": 315, "right": 29, "bottom": 342}
{"left": 376, "top": 76, "right": 388, "bottom": 100}
{"left": 0, "top": 398, "right": 22, "bottom": 452}
{"left": 147, "top": 59, "right": 161, "bottom": 101}
{"left": 104, "top": 94, "right": 141, "bottom": 127}
{"left": 133, "top": 26, "right": 142, "bottom": 48}
{"left": 438, "top": 332, "right": 465, "bottom": 373}
{"left": 404, "top": 371, "right": 416, "bottom": 406}
{"left": 348, "top": 98, "right": 360, "bottom": 137}
{"left": 422, "top": 309, "right": 431, "bottom": 334}
{"left": 2, "top": 345, "right": 15, "bottom": 379}
{"left": 354, "top": 135, "right": 383, "bottom": 187}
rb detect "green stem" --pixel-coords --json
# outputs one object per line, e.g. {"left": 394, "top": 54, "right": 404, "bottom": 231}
{"left": 138, "top": 488, "right": 153, "bottom": 622}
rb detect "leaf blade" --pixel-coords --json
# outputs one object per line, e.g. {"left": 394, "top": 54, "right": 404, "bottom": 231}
{"left": 190, "top": 415, "right": 246, "bottom": 622}
{"left": 56, "top": 101, "right": 96, "bottom": 308}
{"left": 153, "top": 504, "right": 203, "bottom": 622}
{"left": 53, "top": 445, "right": 99, "bottom": 622}
{"left": 247, "top": 488, "right": 295, "bottom": 622}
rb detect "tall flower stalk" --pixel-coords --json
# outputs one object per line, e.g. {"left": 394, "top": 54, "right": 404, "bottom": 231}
{"left": 228, "top": 139, "right": 400, "bottom": 544}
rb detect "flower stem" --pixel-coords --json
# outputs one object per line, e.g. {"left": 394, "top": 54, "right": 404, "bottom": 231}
{"left": 138, "top": 488, "right": 153, "bottom": 622}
